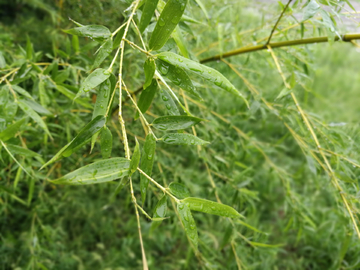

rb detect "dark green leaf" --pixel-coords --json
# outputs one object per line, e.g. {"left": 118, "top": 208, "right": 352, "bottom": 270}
{"left": 0, "top": 118, "right": 27, "bottom": 142}
{"left": 152, "top": 115, "right": 203, "bottom": 131}
{"left": 169, "top": 182, "right": 190, "bottom": 199}
{"left": 161, "top": 133, "right": 209, "bottom": 146}
{"left": 140, "top": 133, "right": 156, "bottom": 204}
{"left": 139, "top": 0, "right": 160, "bottom": 33}
{"left": 144, "top": 58, "right": 156, "bottom": 89}
{"left": 149, "top": 0, "right": 188, "bottom": 51}
{"left": 182, "top": 197, "right": 242, "bottom": 218}
{"left": 177, "top": 202, "right": 198, "bottom": 249}
{"left": 135, "top": 79, "right": 158, "bottom": 120}
{"left": 129, "top": 137, "right": 140, "bottom": 176}
{"left": 50, "top": 157, "right": 130, "bottom": 185}
{"left": 100, "top": 127, "right": 112, "bottom": 158}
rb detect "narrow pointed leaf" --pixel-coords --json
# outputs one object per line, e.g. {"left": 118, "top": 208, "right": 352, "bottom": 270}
{"left": 159, "top": 87, "right": 180, "bottom": 116}
{"left": 152, "top": 115, "right": 203, "bottom": 131}
{"left": 75, "top": 68, "right": 111, "bottom": 99}
{"left": 135, "top": 79, "right": 158, "bottom": 120}
{"left": 129, "top": 138, "right": 140, "bottom": 176}
{"left": 303, "top": 0, "right": 320, "bottom": 21}
{"left": 169, "top": 182, "right": 190, "bottom": 199}
{"left": 172, "top": 25, "right": 190, "bottom": 58}
{"left": 50, "top": 157, "right": 130, "bottom": 185}
{"left": 5, "top": 144, "right": 40, "bottom": 157}
{"left": 63, "top": 25, "right": 111, "bottom": 40}
{"left": 151, "top": 195, "right": 167, "bottom": 231}
{"left": 18, "top": 99, "right": 52, "bottom": 138}
{"left": 4, "top": 85, "right": 34, "bottom": 101}
{"left": 93, "top": 38, "right": 113, "bottom": 69}
{"left": 177, "top": 202, "right": 198, "bottom": 250}
{"left": 161, "top": 133, "right": 209, "bottom": 146}
{"left": 62, "top": 115, "right": 106, "bottom": 157}
{"left": 55, "top": 85, "right": 93, "bottom": 109}
{"left": 157, "top": 52, "right": 248, "bottom": 106}
{"left": 156, "top": 59, "right": 201, "bottom": 99}
{"left": 0, "top": 118, "right": 27, "bottom": 142}
{"left": 140, "top": 133, "right": 156, "bottom": 204}
{"left": 144, "top": 58, "right": 156, "bottom": 89}
{"left": 182, "top": 197, "right": 243, "bottom": 218}
{"left": 149, "top": 0, "right": 188, "bottom": 51}
{"left": 40, "top": 142, "right": 71, "bottom": 170}
{"left": 100, "top": 127, "right": 112, "bottom": 158}
{"left": 139, "top": 0, "right": 160, "bottom": 33}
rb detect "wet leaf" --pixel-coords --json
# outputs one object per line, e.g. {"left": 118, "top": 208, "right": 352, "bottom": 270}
{"left": 157, "top": 52, "right": 248, "bottom": 106}
{"left": 3, "top": 85, "right": 34, "bottom": 101}
{"left": 140, "top": 133, "right": 156, "bottom": 204}
{"left": 149, "top": 0, "right": 188, "bottom": 51}
{"left": 159, "top": 87, "right": 180, "bottom": 116}
{"left": 177, "top": 202, "right": 198, "bottom": 249}
{"left": 172, "top": 25, "right": 190, "bottom": 58}
{"left": 93, "top": 38, "right": 113, "bottom": 69}
{"left": 303, "top": 0, "right": 320, "bottom": 21}
{"left": 75, "top": 68, "right": 111, "bottom": 99}
{"left": 50, "top": 157, "right": 130, "bottom": 185}
{"left": 135, "top": 79, "right": 158, "bottom": 120}
{"left": 100, "top": 127, "right": 112, "bottom": 159}
{"left": 63, "top": 25, "right": 111, "bottom": 40}
{"left": 151, "top": 195, "right": 167, "bottom": 231}
{"left": 182, "top": 197, "right": 242, "bottom": 218}
{"left": 156, "top": 59, "right": 201, "bottom": 99}
{"left": 0, "top": 118, "right": 27, "bottom": 142}
{"left": 169, "top": 182, "right": 190, "bottom": 199}
{"left": 5, "top": 144, "right": 40, "bottom": 158}
{"left": 129, "top": 137, "right": 140, "bottom": 176}
{"left": 161, "top": 133, "right": 209, "bottom": 146}
{"left": 55, "top": 85, "right": 93, "bottom": 109}
{"left": 152, "top": 115, "right": 203, "bottom": 131}
{"left": 139, "top": 0, "right": 160, "bottom": 33}
{"left": 144, "top": 58, "right": 156, "bottom": 89}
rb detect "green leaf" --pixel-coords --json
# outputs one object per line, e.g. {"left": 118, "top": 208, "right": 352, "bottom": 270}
{"left": 156, "top": 59, "right": 201, "bottom": 99}
{"left": 157, "top": 52, "right": 248, "bottom": 106}
{"left": 139, "top": 0, "right": 160, "bottom": 33}
{"left": 129, "top": 137, "right": 140, "bottom": 176}
{"left": 93, "top": 38, "right": 113, "bottom": 69}
{"left": 40, "top": 142, "right": 71, "bottom": 170}
{"left": 161, "top": 133, "right": 209, "bottom": 146}
{"left": 135, "top": 79, "right": 158, "bottom": 120}
{"left": 22, "top": 99, "right": 51, "bottom": 115}
{"left": 76, "top": 68, "right": 111, "bottom": 99}
{"left": 177, "top": 202, "right": 198, "bottom": 250}
{"left": 169, "top": 182, "right": 190, "bottom": 199}
{"left": 172, "top": 25, "right": 190, "bottom": 58}
{"left": 140, "top": 133, "right": 156, "bottom": 205}
{"left": 182, "top": 197, "right": 242, "bottom": 218}
{"left": 72, "top": 35, "right": 80, "bottom": 52}
{"left": 0, "top": 51, "right": 6, "bottom": 68}
{"left": 4, "top": 85, "right": 34, "bottom": 101}
{"left": 50, "top": 157, "right": 130, "bottom": 185}
{"left": 151, "top": 195, "right": 167, "bottom": 231}
{"left": 18, "top": 99, "right": 52, "bottom": 138}
{"left": 0, "top": 118, "right": 27, "bottom": 142}
{"left": 194, "top": 0, "right": 209, "bottom": 19}
{"left": 159, "top": 87, "right": 180, "bottom": 116}
{"left": 303, "top": 0, "right": 320, "bottom": 21}
{"left": 38, "top": 78, "right": 49, "bottom": 107}
{"left": 62, "top": 115, "right": 106, "bottom": 157}
{"left": 149, "top": 0, "right": 188, "bottom": 51}
{"left": 55, "top": 85, "right": 93, "bottom": 109}
{"left": 144, "top": 58, "right": 156, "bottom": 89}
{"left": 63, "top": 25, "right": 111, "bottom": 40}
{"left": 152, "top": 115, "right": 203, "bottom": 131}
{"left": 5, "top": 144, "right": 40, "bottom": 158}
{"left": 100, "top": 127, "right": 112, "bottom": 159}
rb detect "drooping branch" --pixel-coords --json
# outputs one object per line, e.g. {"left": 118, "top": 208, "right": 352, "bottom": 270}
{"left": 200, "top": 33, "right": 360, "bottom": 63}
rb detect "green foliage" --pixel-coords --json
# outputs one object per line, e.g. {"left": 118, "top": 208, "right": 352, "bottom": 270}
{"left": 1, "top": 0, "right": 360, "bottom": 269}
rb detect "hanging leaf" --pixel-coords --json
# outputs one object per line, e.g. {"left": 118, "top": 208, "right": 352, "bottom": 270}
{"left": 63, "top": 25, "right": 111, "bottom": 40}
{"left": 149, "top": 0, "right": 188, "bottom": 51}
{"left": 55, "top": 85, "right": 93, "bottom": 109}
{"left": 0, "top": 118, "right": 27, "bottom": 142}
{"left": 144, "top": 58, "right": 156, "bottom": 89}
{"left": 156, "top": 59, "right": 201, "bottom": 99}
{"left": 182, "top": 197, "right": 243, "bottom": 218}
{"left": 129, "top": 137, "right": 140, "bottom": 176}
{"left": 18, "top": 99, "right": 52, "bottom": 138}
{"left": 151, "top": 195, "right": 167, "bottom": 231}
{"left": 169, "top": 182, "right": 190, "bottom": 199}
{"left": 159, "top": 87, "right": 180, "bottom": 116}
{"left": 157, "top": 52, "right": 248, "bottom": 106}
{"left": 62, "top": 115, "right": 106, "bottom": 157}
{"left": 140, "top": 133, "right": 156, "bottom": 205}
{"left": 100, "top": 127, "right": 112, "bottom": 158}
{"left": 302, "top": 0, "right": 320, "bottom": 21}
{"left": 50, "top": 158, "right": 130, "bottom": 185}
{"left": 75, "top": 68, "right": 111, "bottom": 99}
{"left": 93, "top": 38, "right": 113, "bottom": 69}
{"left": 177, "top": 202, "right": 198, "bottom": 250}
{"left": 135, "top": 79, "right": 158, "bottom": 120}
{"left": 172, "top": 25, "right": 190, "bottom": 58}
{"left": 38, "top": 78, "right": 50, "bottom": 107}
{"left": 161, "top": 133, "right": 209, "bottom": 146}
{"left": 152, "top": 115, "right": 203, "bottom": 131}
{"left": 139, "top": 0, "right": 160, "bottom": 33}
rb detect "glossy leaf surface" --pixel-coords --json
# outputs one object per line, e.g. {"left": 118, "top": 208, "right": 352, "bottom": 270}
{"left": 169, "top": 182, "right": 190, "bottom": 199}
{"left": 161, "top": 133, "right": 209, "bottom": 146}
{"left": 152, "top": 115, "right": 203, "bottom": 131}
{"left": 144, "top": 58, "right": 156, "bottom": 89}
{"left": 177, "top": 202, "right": 198, "bottom": 249}
{"left": 100, "top": 127, "right": 112, "bottom": 158}
{"left": 139, "top": 0, "right": 159, "bottom": 33}
{"left": 135, "top": 79, "right": 158, "bottom": 120}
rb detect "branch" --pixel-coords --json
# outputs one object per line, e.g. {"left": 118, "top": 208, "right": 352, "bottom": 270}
{"left": 200, "top": 33, "right": 360, "bottom": 63}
